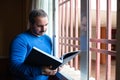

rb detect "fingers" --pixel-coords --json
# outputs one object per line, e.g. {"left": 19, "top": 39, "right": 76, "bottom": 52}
{"left": 48, "top": 70, "right": 57, "bottom": 75}
{"left": 45, "top": 69, "right": 57, "bottom": 75}
{"left": 58, "top": 66, "right": 63, "bottom": 71}
{"left": 42, "top": 66, "right": 57, "bottom": 76}
{"left": 49, "top": 65, "right": 53, "bottom": 69}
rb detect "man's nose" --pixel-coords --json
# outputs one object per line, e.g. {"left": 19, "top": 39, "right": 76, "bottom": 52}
{"left": 41, "top": 26, "right": 45, "bottom": 31}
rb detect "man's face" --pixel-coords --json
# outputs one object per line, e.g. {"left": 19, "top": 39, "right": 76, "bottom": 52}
{"left": 31, "top": 16, "right": 48, "bottom": 36}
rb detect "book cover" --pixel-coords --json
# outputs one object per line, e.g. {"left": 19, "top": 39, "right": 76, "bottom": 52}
{"left": 24, "top": 47, "right": 80, "bottom": 70}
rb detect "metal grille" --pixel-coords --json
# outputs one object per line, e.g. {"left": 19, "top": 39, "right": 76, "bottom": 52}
{"left": 58, "top": 0, "right": 80, "bottom": 70}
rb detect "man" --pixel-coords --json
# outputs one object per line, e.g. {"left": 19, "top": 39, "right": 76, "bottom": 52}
{"left": 9, "top": 9, "right": 57, "bottom": 80}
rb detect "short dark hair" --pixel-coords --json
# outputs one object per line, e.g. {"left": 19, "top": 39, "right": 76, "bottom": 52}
{"left": 29, "top": 9, "right": 48, "bottom": 25}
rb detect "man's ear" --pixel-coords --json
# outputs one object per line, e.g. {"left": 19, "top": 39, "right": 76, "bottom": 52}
{"left": 29, "top": 23, "right": 34, "bottom": 28}
{"left": 30, "top": 23, "right": 33, "bottom": 26}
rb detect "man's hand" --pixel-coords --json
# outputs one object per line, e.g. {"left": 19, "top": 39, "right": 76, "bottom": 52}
{"left": 57, "top": 66, "right": 63, "bottom": 71}
{"left": 42, "top": 66, "right": 57, "bottom": 76}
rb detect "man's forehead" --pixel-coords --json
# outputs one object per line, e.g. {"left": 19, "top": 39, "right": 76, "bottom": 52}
{"left": 35, "top": 16, "right": 48, "bottom": 22}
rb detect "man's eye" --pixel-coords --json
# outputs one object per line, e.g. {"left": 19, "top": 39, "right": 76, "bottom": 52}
{"left": 36, "top": 24, "right": 48, "bottom": 27}
{"left": 45, "top": 23, "right": 48, "bottom": 26}
{"left": 37, "top": 25, "right": 43, "bottom": 27}
{"left": 38, "top": 25, "right": 42, "bottom": 27}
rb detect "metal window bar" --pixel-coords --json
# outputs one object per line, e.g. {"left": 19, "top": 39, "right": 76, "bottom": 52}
{"left": 89, "top": 0, "right": 92, "bottom": 78}
{"left": 58, "top": 0, "right": 62, "bottom": 57}
{"left": 61, "top": 0, "right": 65, "bottom": 56}
{"left": 90, "top": 0, "right": 116, "bottom": 80}
{"left": 69, "top": 0, "right": 74, "bottom": 67}
{"left": 96, "top": 0, "right": 101, "bottom": 80}
{"left": 58, "top": 0, "right": 80, "bottom": 70}
{"left": 58, "top": 0, "right": 116, "bottom": 80}
{"left": 74, "top": 0, "right": 79, "bottom": 70}
{"left": 106, "top": 0, "right": 112, "bottom": 80}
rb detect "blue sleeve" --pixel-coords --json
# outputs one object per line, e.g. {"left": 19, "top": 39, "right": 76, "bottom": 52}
{"left": 10, "top": 36, "right": 43, "bottom": 77}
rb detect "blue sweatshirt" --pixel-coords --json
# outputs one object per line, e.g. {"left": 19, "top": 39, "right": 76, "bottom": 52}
{"left": 10, "top": 31, "right": 52, "bottom": 80}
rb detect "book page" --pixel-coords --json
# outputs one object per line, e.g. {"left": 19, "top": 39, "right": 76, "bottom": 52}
{"left": 60, "top": 50, "right": 81, "bottom": 66}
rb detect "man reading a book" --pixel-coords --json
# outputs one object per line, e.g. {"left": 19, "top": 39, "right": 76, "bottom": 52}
{"left": 9, "top": 9, "right": 58, "bottom": 80}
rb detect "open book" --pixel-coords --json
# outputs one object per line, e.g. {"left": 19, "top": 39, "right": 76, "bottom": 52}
{"left": 24, "top": 47, "right": 81, "bottom": 70}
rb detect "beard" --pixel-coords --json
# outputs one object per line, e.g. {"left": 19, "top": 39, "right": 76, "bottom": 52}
{"left": 30, "top": 27, "right": 47, "bottom": 36}
{"left": 33, "top": 30, "right": 46, "bottom": 36}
